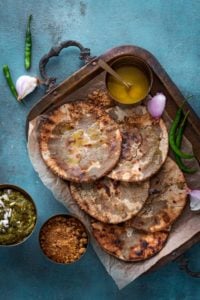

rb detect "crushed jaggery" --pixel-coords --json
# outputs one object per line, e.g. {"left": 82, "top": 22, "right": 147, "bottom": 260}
{"left": 39, "top": 215, "right": 88, "bottom": 264}
{"left": 87, "top": 89, "right": 115, "bottom": 108}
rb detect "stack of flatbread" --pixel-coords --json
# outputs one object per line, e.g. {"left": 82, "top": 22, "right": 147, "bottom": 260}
{"left": 39, "top": 92, "right": 188, "bottom": 262}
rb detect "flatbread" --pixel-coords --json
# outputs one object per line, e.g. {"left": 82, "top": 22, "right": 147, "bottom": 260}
{"left": 107, "top": 106, "right": 168, "bottom": 182}
{"left": 130, "top": 157, "right": 188, "bottom": 232}
{"left": 70, "top": 178, "right": 150, "bottom": 224}
{"left": 92, "top": 220, "right": 168, "bottom": 261}
{"left": 39, "top": 102, "right": 122, "bottom": 182}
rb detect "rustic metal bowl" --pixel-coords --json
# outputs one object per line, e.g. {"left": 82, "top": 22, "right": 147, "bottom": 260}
{"left": 105, "top": 55, "right": 153, "bottom": 105}
{"left": 39, "top": 214, "right": 89, "bottom": 264}
{"left": 0, "top": 184, "right": 37, "bottom": 246}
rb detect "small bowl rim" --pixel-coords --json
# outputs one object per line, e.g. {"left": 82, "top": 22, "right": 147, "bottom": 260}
{"left": 39, "top": 213, "right": 89, "bottom": 265}
{"left": 105, "top": 55, "right": 153, "bottom": 105}
{"left": 0, "top": 183, "right": 37, "bottom": 247}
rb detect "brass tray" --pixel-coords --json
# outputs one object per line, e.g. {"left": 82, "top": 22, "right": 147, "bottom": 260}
{"left": 26, "top": 41, "right": 200, "bottom": 276}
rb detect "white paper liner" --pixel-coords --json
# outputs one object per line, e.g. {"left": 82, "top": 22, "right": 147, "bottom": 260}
{"left": 27, "top": 114, "right": 200, "bottom": 290}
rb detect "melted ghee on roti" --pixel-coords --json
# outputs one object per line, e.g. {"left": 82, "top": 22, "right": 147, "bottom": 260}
{"left": 39, "top": 102, "right": 122, "bottom": 182}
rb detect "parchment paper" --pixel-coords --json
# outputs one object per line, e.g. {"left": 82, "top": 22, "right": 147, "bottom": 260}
{"left": 27, "top": 112, "right": 200, "bottom": 290}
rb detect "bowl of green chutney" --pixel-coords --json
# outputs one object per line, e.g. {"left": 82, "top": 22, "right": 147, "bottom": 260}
{"left": 0, "top": 184, "right": 37, "bottom": 246}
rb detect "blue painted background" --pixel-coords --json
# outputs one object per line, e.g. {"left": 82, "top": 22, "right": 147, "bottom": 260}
{"left": 0, "top": 0, "right": 200, "bottom": 299}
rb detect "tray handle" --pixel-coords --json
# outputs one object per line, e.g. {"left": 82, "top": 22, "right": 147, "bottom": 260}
{"left": 39, "top": 40, "right": 93, "bottom": 92}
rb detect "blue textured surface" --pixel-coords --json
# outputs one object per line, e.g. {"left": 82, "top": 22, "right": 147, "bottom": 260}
{"left": 0, "top": 0, "right": 200, "bottom": 299}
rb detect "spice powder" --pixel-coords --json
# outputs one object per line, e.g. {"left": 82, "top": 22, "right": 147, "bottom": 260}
{"left": 39, "top": 216, "right": 88, "bottom": 264}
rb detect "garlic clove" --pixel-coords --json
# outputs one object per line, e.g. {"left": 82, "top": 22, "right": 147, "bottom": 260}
{"left": 16, "top": 75, "right": 39, "bottom": 101}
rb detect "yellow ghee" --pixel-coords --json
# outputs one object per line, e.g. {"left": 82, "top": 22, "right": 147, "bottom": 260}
{"left": 107, "top": 65, "right": 150, "bottom": 104}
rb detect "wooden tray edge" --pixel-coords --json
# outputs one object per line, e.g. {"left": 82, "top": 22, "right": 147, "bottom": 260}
{"left": 147, "top": 231, "right": 200, "bottom": 273}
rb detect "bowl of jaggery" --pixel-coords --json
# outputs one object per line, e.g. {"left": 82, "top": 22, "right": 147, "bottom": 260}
{"left": 39, "top": 214, "right": 89, "bottom": 264}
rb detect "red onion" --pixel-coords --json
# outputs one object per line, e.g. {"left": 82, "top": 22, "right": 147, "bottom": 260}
{"left": 147, "top": 93, "right": 166, "bottom": 119}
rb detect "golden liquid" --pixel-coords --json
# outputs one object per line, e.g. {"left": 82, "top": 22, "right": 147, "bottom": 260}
{"left": 107, "top": 66, "right": 150, "bottom": 104}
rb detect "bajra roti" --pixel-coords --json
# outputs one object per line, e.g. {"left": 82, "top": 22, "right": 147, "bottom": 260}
{"left": 92, "top": 220, "right": 168, "bottom": 262}
{"left": 39, "top": 102, "right": 122, "bottom": 182}
{"left": 107, "top": 105, "right": 168, "bottom": 182}
{"left": 130, "top": 157, "right": 188, "bottom": 232}
{"left": 70, "top": 178, "right": 150, "bottom": 224}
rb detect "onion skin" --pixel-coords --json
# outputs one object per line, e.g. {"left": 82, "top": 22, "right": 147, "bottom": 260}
{"left": 147, "top": 93, "right": 166, "bottom": 119}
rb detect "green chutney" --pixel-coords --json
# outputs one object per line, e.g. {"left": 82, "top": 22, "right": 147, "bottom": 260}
{"left": 0, "top": 189, "right": 36, "bottom": 245}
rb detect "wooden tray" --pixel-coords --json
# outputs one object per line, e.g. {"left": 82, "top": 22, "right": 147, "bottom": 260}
{"left": 27, "top": 41, "right": 200, "bottom": 275}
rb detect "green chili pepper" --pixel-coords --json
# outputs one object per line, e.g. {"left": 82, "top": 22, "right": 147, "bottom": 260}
{"left": 175, "top": 111, "right": 189, "bottom": 146}
{"left": 174, "top": 111, "right": 197, "bottom": 173}
{"left": 169, "top": 107, "right": 194, "bottom": 159}
{"left": 3, "top": 65, "right": 18, "bottom": 99}
{"left": 24, "top": 15, "right": 32, "bottom": 70}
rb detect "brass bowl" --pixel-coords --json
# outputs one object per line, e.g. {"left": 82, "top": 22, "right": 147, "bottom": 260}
{"left": 105, "top": 55, "right": 153, "bottom": 105}
{"left": 39, "top": 214, "right": 89, "bottom": 264}
{"left": 0, "top": 184, "right": 37, "bottom": 246}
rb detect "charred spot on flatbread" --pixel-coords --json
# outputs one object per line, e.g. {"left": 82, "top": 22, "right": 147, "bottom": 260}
{"left": 91, "top": 220, "right": 168, "bottom": 261}
{"left": 107, "top": 106, "right": 168, "bottom": 182}
{"left": 130, "top": 157, "right": 188, "bottom": 232}
{"left": 39, "top": 102, "right": 122, "bottom": 182}
{"left": 70, "top": 178, "right": 149, "bottom": 224}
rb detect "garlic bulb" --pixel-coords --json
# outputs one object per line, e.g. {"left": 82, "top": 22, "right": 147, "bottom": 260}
{"left": 16, "top": 75, "right": 39, "bottom": 101}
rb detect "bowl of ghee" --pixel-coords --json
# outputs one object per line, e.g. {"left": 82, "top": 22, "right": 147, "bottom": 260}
{"left": 106, "top": 56, "right": 153, "bottom": 105}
